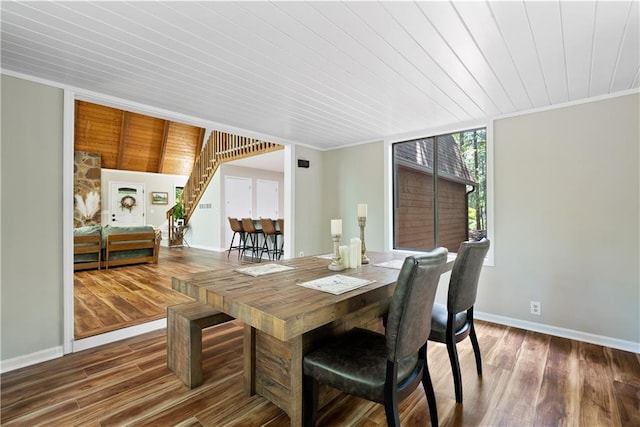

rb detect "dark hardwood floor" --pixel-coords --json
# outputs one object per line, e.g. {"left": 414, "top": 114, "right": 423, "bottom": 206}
{"left": 5, "top": 247, "right": 634, "bottom": 425}
{"left": 3, "top": 317, "right": 639, "bottom": 426}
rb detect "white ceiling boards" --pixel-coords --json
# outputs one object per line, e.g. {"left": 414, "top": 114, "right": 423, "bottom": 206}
{"left": 2, "top": 1, "right": 638, "bottom": 149}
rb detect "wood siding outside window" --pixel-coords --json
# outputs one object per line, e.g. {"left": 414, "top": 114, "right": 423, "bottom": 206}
{"left": 395, "top": 165, "right": 467, "bottom": 252}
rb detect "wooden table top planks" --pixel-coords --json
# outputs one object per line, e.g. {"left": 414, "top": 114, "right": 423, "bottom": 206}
{"left": 171, "top": 252, "right": 418, "bottom": 341}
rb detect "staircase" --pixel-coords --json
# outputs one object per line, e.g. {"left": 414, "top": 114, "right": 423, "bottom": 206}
{"left": 171, "top": 130, "right": 283, "bottom": 224}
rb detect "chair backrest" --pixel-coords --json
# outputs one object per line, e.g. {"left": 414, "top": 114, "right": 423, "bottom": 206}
{"left": 228, "top": 217, "right": 243, "bottom": 233}
{"left": 278, "top": 218, "right": 284, "bottom": 234}
{"left": 447, "top": 239, "right": 490, "bottom": 314}
{"left": 260, "top": 218, "right": 277, "bottom": 235}
{"left": 386, "top": 247, "right": 448, "bottom": 361}
{"left": 241, "top": 218, "right": 257, "bottom": 233}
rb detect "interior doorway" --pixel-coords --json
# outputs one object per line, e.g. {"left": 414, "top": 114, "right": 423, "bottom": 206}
{"left": 65, "top": 92, "right": 292, "bottom": 356}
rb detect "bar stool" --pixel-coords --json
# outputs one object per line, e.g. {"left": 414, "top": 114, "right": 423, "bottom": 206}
{"left": 241, "top": 218, "right": 262, "bottom": 261}
{"left": 227, "top": 217, "right": 245, "bottom": 259}
{"left": 260, "top": 218, "right": 282, "bottom": 260}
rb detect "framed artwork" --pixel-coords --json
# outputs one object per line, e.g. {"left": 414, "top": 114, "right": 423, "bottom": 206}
{"left": 151, "top": 191, "right": 169, "bottom": 205}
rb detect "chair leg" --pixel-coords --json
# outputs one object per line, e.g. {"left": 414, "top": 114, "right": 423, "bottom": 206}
{"left": 278, "top": 234, "right": 284, "bottom": 259}
{"left": 384, "top": 402, "right": 400, "bottom": 427}
{"left": 239, "top": 232, "right": 248, "bottom": 259}
{"left": 422, "top": 356, "right": 439, "bottom": 427}
{"left": 273, "top": 234, "right": 280, "bottom": 260}
{"left": 383, "top": 398, "right": 400, "bottom": 427}
{"left": 261, "top": 235, "right": 270, "bottom": 260}
{"left": 446, "top": 339, "right": 463, "bottom": 403}
{"left": 469, "top": 322, "right": 482, "bottom": 376}
{"left": 303, "top": 374, "right": 318, "bottom": 427}
{"left": 227, "top": 231, "right": 237, "bottom": 258}
{"left": 238, "top": 232, "right": 246, "bottom": 259}
{"left": 383, "top": 361, "right": 400, "bottom": 427}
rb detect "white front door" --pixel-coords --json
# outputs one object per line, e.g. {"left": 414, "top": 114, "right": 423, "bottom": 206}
{"left": 224, "top": 176, "right": 252, "bottom": 246}
{"left": 256, "top": 179, "right": 279, "bottom": 219}
{"left": 109, "top": 182, "right": 145, "bottom": 226}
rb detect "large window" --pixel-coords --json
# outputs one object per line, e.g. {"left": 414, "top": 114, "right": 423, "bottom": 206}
{"left": 392, "top": 127, "right": 487, "bottom": 253}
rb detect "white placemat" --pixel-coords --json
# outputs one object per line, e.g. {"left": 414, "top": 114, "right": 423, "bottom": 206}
{"left": 372, "top": 253, "right": 457, "bottom": 270}
{"left": 298, "top": 274, "right": 375, "bottom": 295}
{"left": 372, "top": 259, "right": 405, "bottom": 269}
{"left": 235, "top": 263, "right": 295, "bottom": 277}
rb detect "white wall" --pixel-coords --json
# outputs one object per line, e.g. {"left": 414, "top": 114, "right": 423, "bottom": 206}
{"left": 1, "top": 75, "right": 64, "bottom": 361}
{"left": 324, "top": 142, "right": 386, "bottom": 253}
{"left": 186, "top": 171, "right": 222, "bottom": 251}
{"left": 480, "top": 93, "right": 639, "bottom": 345}
{"left": 293, "top": 145, "right": 327, "bottom": 256}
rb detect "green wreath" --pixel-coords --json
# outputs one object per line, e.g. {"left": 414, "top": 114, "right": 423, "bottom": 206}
{"left": 120, "top": 195, "right": 136, "bottom": 212}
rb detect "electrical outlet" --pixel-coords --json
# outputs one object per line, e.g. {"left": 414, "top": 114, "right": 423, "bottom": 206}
{"left": 299, "top": 251, "right": 304, "bottom": 257}
{"left": 530, "top": 301, "right": 541, "bottom": 316}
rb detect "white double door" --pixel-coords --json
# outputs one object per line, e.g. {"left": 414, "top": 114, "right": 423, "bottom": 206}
{"left": 109, "top": 182, "right": 145, "bottom": 226}
{"left": 224, "top": 177, "right": 279, "bottom": 249}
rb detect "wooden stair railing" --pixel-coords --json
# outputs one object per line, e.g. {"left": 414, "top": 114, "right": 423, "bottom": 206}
{"left": 180, "top": 130, "right": 283, "bottom": 223}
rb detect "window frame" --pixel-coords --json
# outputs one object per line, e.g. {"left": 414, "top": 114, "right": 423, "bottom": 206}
{"left": 384, "top": 121, "right": 494, "bottom": 266}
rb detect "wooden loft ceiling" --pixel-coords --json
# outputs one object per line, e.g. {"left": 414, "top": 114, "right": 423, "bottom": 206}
{"left": 74, "top": 100, "right": 205, "bottom": 176}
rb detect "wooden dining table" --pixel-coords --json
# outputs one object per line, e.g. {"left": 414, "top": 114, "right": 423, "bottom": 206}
{"left": 172, "top": 251, "right": 455, "bottom": 426}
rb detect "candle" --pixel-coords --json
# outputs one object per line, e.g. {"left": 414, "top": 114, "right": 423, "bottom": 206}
{"left": 357, "top": 203, "right": 368, "bottom": 218}
{"left": 331, "top": 219, "right": 342, "bottom": 236}
{"left": 351, "top": 238, "right": 362, "bottom": 267}
{"left": 339, "top": 245, "right": 349, "bottom": 269}
{"left": 350, "top": 240, "right": 360, "bottom": 268}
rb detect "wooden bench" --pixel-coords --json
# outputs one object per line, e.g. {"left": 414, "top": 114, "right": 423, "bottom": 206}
{"left": 104, "top": 231, "right": 160, "bottom": 270}
{"left": 167, "top": 302, "right": 234, "bottom": 388}
{"left": 73, "top": 234, "right": 102, "bottom": 271}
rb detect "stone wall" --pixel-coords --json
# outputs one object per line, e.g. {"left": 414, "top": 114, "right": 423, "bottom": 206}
{"left": 74, "top": 151, "right": 101, "bottom": 228}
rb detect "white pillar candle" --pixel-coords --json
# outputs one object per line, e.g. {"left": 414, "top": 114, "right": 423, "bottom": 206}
{"left": 350, "top": 239, "right": 359, "bottom": 268}
{"left": 339, "top": 245, "right": 349, "bottom": 269}
{"left": 331, "top": 219, "right": 342, "bottom": 235}
{"left": 357, "top": 203, "right": 368, "bottom": 218}
{"left": 351, "top": 238, "right": 362, "bottom": 266}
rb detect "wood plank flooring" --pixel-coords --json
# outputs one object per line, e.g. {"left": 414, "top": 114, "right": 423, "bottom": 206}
{"left": 74, "top": 246, "right": 255, "bottom": 339}
{"left": 2, "top": 318, "right": 639, "bottom": 426}
{"left": 13, "top": 246, "right": 636, "bottom": 425}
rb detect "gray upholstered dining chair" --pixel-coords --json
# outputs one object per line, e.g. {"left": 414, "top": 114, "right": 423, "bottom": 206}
{"left": 302, "top": 247, "right": 448, "bottom": 427}
{"left": 428, "top": 238, "right": 490, "bottom": 404}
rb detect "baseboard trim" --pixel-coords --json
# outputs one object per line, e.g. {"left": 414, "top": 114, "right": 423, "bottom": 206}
{"left": 186, "top": 244, "right": 225, "bottom": 252}
{"left": 72, "top": 319, "right": 167, "bottom": 352}
{"left": 4, "top": 312, "right": 637, "bottom": 373}
{"left": 1, "top": 346, "right": 64, "bottom": 374}
{"left": 476, "top": 311, "right": 640, "bottom": 353}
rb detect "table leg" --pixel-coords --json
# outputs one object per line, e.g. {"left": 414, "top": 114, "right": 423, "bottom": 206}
{"left": 289, "top": 335, "right": 304, "bottom": 427}
{"left": 243, "top": 324, "right": 256, "bottom": 395}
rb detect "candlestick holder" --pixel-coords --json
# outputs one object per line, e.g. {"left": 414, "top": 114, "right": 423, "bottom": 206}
{"left": 358, "top": 216, "right": 370, "bottom": 264}
{"left": 328, "top": 234, "right": 345, "bottom": 271}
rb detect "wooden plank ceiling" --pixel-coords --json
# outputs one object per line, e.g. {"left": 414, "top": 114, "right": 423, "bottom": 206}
{"left": 74, "top": 101, "right": 205, "bottom": 176}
